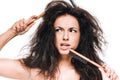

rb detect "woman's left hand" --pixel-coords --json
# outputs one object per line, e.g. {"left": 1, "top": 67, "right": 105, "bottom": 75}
{"left": 103, "top": 65, "right": 119, "bottom": 80}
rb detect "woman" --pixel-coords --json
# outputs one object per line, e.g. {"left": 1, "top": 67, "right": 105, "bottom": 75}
{"left": 0, "top": 0, "right": 119, "bottom": 80}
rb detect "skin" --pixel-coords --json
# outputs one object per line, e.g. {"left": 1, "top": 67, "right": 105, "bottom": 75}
{"left": 0, "top": 14, "right": 119, "bottom": 80}
{"left": 0, "top": 14, "right": 80, "bottom": 80}
{"left": 54, "top": 14, "right": 80, "bottom": 80}
{"left": 54, "top": 14, "right": 80, "bottom": 56}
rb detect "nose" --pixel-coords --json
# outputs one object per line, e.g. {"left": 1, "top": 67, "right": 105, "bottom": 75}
{"left": 63, "top": 31, "right": 69, "bottom": 41}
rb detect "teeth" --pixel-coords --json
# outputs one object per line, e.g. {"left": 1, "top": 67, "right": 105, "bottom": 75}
{"left": 61, "top": 44, "right": 69, "bottom": 46}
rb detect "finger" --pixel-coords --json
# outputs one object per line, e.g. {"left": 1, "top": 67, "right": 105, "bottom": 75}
{"left": 16, "top": 19, "right": 25, "bottom": 32}
{"left": 19, "top": 19, "right": 24, "bottom": 27}
{"left": 112, "top": 72, "right": 118, "bottom": 80}
{"left": 19, "top": 19, "right": 26, "bottom": 31}
{"left": 26, "top": 15, "right": 37, "bottom": 26}
{"left": 111, "top": 70, "right": 119, "bottom": 80}
{"left": 19, "top": 19, "right": 26, "bottom": 28}
{"left": 106, "top": 66, "right": 112, "bottom": 78}
{"left": 31, "top": 15, "right": 38, "bottom": 19}
{"left": 16, "top": 21, "right": 21, "bottom": 32}
{"left": 11, "top": 21, "right": 18, "bottom": 31}
{"left": 24, "top": 22, "right": 35, "bottom": 32}
{"left": 19, "top": 17, "right": 35, "bottom": 34}
{"left": 106, "top": 67, "right": 119, "bottom": 80}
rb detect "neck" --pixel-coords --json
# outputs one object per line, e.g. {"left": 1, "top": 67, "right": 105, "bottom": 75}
{"left": 58, "top": 54, "right": 73, "bottom": 69}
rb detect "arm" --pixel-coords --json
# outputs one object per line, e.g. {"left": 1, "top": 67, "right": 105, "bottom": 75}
{"left": 0, "top": 15, "right": 37, "bottom": 50}
{"left": 0, "top": 16, "right": 37, "bottom": 79}
{"left": 0, "top": 59, "right": 30, "bottom": 79}
{"left": 0, "top": 28, "right": 17, "bottom": 50}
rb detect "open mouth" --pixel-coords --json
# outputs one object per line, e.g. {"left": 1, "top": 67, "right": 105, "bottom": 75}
{"left": 60, "top": 43, "right": 70, "bottom": 50}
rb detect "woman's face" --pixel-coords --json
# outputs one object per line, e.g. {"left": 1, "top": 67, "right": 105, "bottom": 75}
{"left": 54, "top": 14, "right": 80, "bottom": 55}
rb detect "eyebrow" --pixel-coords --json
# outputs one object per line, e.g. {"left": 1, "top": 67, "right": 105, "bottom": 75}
{"left": 55, "top": 26, "right": 62, "bottom": 28}
{"left": 55, "top": 26, "right": 79, "bottom": 29}
{"left": 70, "top": 27, "right": 79, "bottom": 30}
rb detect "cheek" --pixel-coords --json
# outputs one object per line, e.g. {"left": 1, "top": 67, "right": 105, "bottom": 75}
{"left": 55, "top": 33, "right": 63, "bottom": 41}
{"left": 55, "top": 34, "right": 61, "bottom": 46}
{"left": 71, "top": 34, "right": 80, "bottom": 48}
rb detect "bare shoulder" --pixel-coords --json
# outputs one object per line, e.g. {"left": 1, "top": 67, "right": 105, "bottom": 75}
{"left": 0, "top": 58, "right": 30, "bottom": 79}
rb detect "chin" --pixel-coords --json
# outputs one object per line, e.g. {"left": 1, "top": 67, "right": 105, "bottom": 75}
{"left": 59, "top": 50, "right": 70, "bottom": 55}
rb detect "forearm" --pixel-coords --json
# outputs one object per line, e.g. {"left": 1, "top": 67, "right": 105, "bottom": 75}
{"left": 0, "top": 15, "right": 36, "bottom": 51}
{"left": 0, "top": 29, "right": 17, "bottom": 50}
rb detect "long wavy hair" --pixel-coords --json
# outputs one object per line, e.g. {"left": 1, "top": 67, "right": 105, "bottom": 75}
{"left": 23, "top": 1, "right": 106, "bottom": 80}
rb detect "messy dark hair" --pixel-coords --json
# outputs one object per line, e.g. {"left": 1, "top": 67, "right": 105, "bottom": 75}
{"left": 23, "top": 1, "right": 106, "bottom": 80}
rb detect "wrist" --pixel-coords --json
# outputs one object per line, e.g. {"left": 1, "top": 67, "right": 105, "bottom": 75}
{"left": 8, "top": 27, "right": 18, "bottom": 36}
{"left": 0, "top": 28, "right": 18, "bottom": 50}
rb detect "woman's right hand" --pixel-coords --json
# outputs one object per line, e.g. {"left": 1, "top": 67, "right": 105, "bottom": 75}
{"left": 9, "top": 15, "right": 37, "bottom": 35}
{"left": 0, "top": 15, "right": 38, "bottom": 50}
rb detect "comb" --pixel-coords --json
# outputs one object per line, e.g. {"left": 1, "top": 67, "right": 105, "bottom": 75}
{"left": 69, "top": 49, "right": 107, "bottom": 72}
{"left": 27, "top": 12, "right": 45, "bottom": 26}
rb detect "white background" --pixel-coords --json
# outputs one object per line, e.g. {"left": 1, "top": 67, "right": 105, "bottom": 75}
{"left": 0, "top": 0, "right": 120, "bottom": 79}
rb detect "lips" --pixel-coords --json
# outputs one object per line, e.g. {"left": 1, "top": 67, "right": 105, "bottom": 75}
{"left": 60, "top": 43, "right": 70, "bottom": 50}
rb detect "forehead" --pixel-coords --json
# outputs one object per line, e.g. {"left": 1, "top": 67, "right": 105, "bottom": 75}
{"left": 54, "top": 14, "right": 79, "bottom": 28}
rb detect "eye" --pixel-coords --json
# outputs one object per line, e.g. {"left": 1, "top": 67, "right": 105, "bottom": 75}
{"left": 55, "top": 27, "right": 62, "bottom": 32}
{"left": 69, "top": 28, "right": 77, "bottom": 33}
{"left": 55, "top": 28, "right": 61, "bottom": 32}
